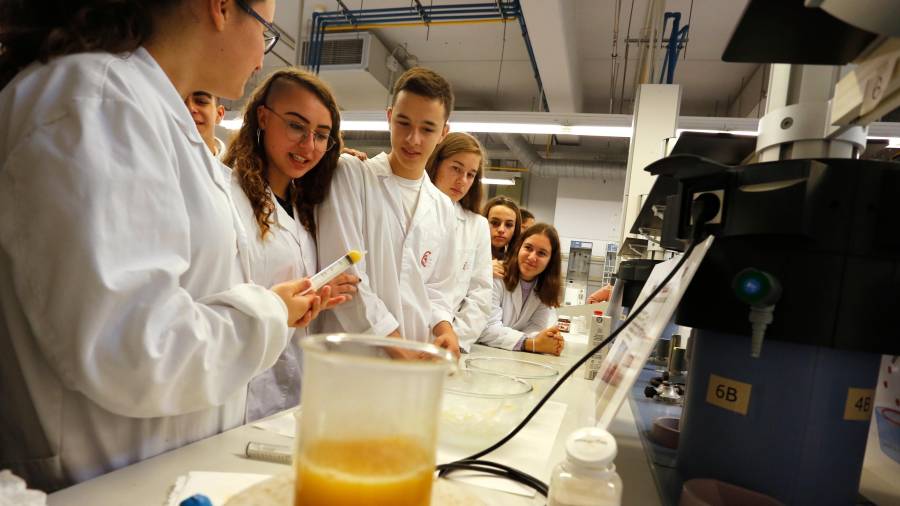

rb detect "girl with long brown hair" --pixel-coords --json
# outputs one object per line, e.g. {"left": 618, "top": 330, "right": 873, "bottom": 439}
{"left": 478, "top": 223, "right": 565, "bottom": 355}
{"left": 223, "top": 68, "right": 358, "bottom": 421}
{"left": 482, "top": 196, "right": 522, "bottom": 278}
{"left": 425, "top": 132, "right": 492, "bottom": 352}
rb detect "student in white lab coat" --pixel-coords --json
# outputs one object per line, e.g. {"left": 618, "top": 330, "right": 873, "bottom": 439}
{"left": 478, "top": 223, "right": 566, "bottom": 356}
{"left": 425, "top": 132, "right": 493, "bottom": 352}
{"left": 316, "top": 67, "right": 461, "bottom": 357}
{"left": 0, "top": 0, "right": 322, "bottom": 491}
{"left": 483, "top": 196, "right": 523, "bottom": 279}
{"left": 223, "top": 68, "right": 359, "bottom": 421}
{"left": 185, "top": 90, "right": 227, "bottom": 159}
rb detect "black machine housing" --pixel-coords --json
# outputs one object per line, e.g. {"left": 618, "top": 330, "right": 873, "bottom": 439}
{"left": 646, "top": 155, "right": 900, "bottom": 354}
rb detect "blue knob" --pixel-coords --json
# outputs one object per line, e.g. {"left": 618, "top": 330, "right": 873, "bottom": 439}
{"left": 180, "top": 494, "right": 213, "bottom": 506}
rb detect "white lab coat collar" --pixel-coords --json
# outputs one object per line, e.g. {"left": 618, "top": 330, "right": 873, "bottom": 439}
{"left": 214, "top": 137, "right": 226, "bottom": 160}
{"left": 132, "top": 47, "right": 204, "bottom": 147}
{"left": 369, "top": 152, "right": 444, "bottom": 237}
{"left": 510, "top": 279, "right": 542, "bottom": 324}
{"left": 268, "top": 187, "right": 299, "bottom": 242}
{"left": 132, "top": 48, "right": 232, "bottom": 194}
{"left": 267, "top": 186, "right": 317, "bottom": 278}
{"left": 455, "top": 201, "right": 468, "bottom": 222}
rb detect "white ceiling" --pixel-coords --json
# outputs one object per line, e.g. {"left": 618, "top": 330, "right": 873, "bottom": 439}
{"left": 262, "top": 0, "right": 760, "bottom": 116}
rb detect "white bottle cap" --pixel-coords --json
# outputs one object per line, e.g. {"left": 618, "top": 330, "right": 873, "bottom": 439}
{"left": 565, "top": 427, "right": 617, "bottom": 469}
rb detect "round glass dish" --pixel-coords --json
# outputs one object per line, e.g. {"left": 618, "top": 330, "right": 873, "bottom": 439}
{"left": 439, "top": 370, "right": 532, "bottom": 450}
{"left": 465, "top": 356, "right": 560, "bottom": 400}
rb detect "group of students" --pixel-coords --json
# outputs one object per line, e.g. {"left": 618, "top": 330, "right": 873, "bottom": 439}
{"left": 0, "top": 0, "right": 567, "bottom": 492}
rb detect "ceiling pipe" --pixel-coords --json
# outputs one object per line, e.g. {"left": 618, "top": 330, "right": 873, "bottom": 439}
{"left": 497, "top": 133, "right": 626, "bottom": 180}
{"left": 632, "top": 0, "right": 666, "bottom": 89}
{"left": 308, "top": 1, "right": 547, "bottom": 111}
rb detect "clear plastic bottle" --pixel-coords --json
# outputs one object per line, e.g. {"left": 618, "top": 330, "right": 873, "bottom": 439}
{"left": 548, "top": 427, "right": 623, "bottom": 506}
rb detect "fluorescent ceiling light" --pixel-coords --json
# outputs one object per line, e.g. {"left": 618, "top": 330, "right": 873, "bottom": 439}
{"left": 482, "top": 177, "right": 516, "bottom": 186}
{"left": 222, "top": 117, "right": 629, "bottom": 136}
{"left": 676, "top": 128, "right": 758, "bottom": 137}
{"left": 450, "top": 122, "right": 632, "bottom": 137}
{"left": 341, "top": 120, "right": 390, "bottom": 132}
{"left": 337, "top": 121, "right": 632, "bottom": 137}
{"left": 868, "top": 136, "right": 900, "bottom": 147}
{"left": 222, "top": 111, "right": 899, "bottom": 147}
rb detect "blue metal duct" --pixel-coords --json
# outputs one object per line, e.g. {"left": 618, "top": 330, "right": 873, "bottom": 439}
{"left": 306, "top": 0, "right": 549, "bottom": 112}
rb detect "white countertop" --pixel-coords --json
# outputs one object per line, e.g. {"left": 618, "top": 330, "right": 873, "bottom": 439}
{"left": 48, "top": 340, "right": 662, "bottom": 506}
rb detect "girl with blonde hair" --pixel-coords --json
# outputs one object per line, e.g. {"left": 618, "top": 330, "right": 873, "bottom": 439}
{"left": 425, "top": 132, "right": 492, "bottom": 352}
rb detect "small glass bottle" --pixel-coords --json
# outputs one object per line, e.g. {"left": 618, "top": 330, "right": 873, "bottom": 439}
{"left": 548, "top": 427, "right": 622, "bottom": 506}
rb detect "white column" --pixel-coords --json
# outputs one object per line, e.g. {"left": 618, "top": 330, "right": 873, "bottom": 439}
{"left": 526, "top": 174, "right": 559, "bottom": 225}
{"left": 617, "top": 84, "right": 681, "bottom": 246}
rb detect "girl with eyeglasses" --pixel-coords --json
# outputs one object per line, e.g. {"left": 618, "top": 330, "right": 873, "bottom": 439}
{"left": 0, "top": 0, "right": 317, "bottom": 489}
{"left": 223, "top": 69, "right": 359, "bottom": 422}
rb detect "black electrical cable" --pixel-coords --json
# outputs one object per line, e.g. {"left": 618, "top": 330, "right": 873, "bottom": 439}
{"left": 437, "top": 197, "right": 718, "bottom": 496}
{"left": 437, "top": 459, "right": 550, "bottom": 496}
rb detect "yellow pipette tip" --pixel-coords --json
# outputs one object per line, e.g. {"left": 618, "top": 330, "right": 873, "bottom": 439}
{"left": 347, "top": 250, "right": 364, "bottom": 264}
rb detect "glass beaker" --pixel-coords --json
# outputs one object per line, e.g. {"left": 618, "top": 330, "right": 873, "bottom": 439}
{"left": 294, "top": 334, "right": 455, "bottom": 506}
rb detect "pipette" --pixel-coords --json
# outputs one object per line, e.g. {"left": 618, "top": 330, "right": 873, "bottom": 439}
{"left": 305, "top": 250, "right": 364, "bottom": 294}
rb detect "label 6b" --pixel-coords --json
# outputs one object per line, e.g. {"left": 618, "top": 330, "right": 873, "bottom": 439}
{"left": 706, "top": 374, "right": 752, "bottom": 415}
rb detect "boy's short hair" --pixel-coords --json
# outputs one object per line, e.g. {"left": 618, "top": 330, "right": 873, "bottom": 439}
{"left": 391, "top": 67, "right": 454, "bottom": 120}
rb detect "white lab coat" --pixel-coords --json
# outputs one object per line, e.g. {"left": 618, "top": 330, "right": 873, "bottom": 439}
{"left": 447, "top": 204, "right": 493, "bottom": 352}
{"left": 315, "top": 153, "right": 456, "bottom": 341}
{"left": 230, "top": 173, "right": 317, "bottom": 422}
{"left": 478, "top": 279, "right": 555, "bottom": 350}
{"left": 0, "top": 48, "right": 291, "bottom": 489}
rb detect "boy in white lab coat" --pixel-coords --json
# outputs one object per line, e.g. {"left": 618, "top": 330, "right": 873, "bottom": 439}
{"left": 316, "top": 67, "right": 461, "bottom": 357}
{"left": 184, "top": 90, "right": 227, "bottom": 159}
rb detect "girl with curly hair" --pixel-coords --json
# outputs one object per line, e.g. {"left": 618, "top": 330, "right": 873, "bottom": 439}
{"left": 223, "top": 68, "right": 358, "bottom": 421}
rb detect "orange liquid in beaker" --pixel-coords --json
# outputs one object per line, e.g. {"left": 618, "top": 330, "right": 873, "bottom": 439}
{"left": 294, "top": 436, "right": 434, "bottom": 506}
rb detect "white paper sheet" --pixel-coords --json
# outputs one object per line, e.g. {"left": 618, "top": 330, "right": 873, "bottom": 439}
{"left": 250, "top": 409, "right": 298, "bottom": 438}
{"left": 437, "top": 401, "right": 567, "bottom": 497}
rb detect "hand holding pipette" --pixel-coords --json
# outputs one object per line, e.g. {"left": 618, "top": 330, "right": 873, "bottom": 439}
{"left": 303, "top": 250, "right": 364, "bottom": 310}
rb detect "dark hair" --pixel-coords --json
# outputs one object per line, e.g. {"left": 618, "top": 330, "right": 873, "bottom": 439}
{"left": 0, "top": 0, "right": 182, "bottom": 88}
{"left": 503, "top": 223, "right": 562, "bottom": 308}
{"left": 222, "top": 68, "right": 342, "bottom": 239}
{"left": 425, "top": 132, "right": 485, "bottom": 214}
{"left": 191, "top": 91, "right": 220, "bottom": 106}
{"left": 391, "top": 67, "right": 454, "bottom": 120}
{"left": 482, "top": 196, "right": 522, "bottom": 261}
{"left": 520, "top": 208, "right": 535, "bottom": 221}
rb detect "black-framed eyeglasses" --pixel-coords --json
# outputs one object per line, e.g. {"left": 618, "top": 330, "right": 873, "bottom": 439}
{"left": 262, "top": 105, "right": 336, "bottom": 151}
{"left": 235, "top": 0, "right": 281, "bottom": 54}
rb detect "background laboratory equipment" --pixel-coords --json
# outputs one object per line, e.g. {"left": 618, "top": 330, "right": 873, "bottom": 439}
{"left": 563, "top": 240, "right": 593, "bottom": 306}
{"left": 295, "top": 334, "right": 454, "bottom": 506}
{"left": 629, "top": 2, "right": 900, "bottom": 502}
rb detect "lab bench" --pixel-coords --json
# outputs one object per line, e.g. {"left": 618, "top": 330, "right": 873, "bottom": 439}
{"left": 47, "top": 341, "right": 661, "bottom": 506}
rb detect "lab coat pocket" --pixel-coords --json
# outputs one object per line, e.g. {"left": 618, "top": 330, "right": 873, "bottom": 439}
{"left": 457, "top": 247, "right": 476, "bottom": 273}
{"left": 416, "top": 229, "right": 444, "bottom": 276}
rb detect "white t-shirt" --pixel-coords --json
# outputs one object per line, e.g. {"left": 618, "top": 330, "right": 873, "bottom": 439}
{"left": 391, "top": 172, "right": 425, "bottom": 230}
